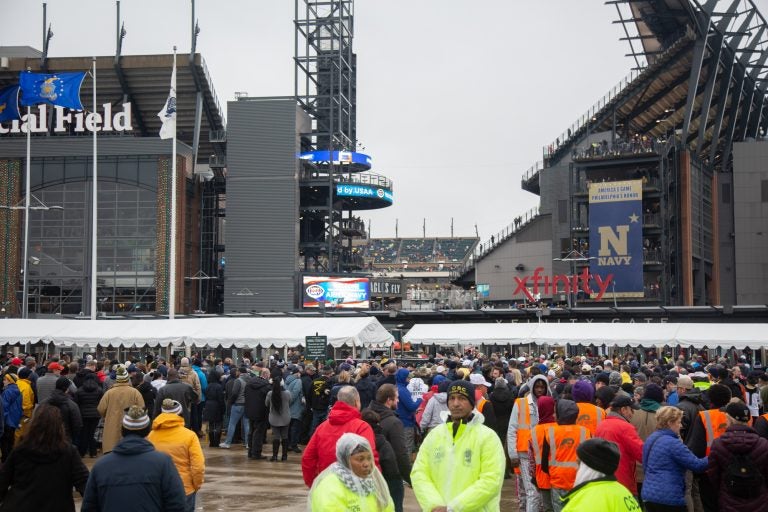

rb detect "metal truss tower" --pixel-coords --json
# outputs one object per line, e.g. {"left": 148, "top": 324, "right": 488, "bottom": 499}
{"left": 295, "top": 0, "right": 357, "bottom": 273}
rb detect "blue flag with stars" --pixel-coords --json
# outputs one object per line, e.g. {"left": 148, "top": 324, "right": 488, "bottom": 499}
{"left": 19, "top": 71, "right": 86, "bottom": 110}
{"left": 0, "top": 85, "right": 20, "bottom": 122}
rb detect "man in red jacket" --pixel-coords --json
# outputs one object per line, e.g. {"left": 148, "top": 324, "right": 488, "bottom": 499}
{"left": 301, "top": 385, "right": 380, "bottom": 487}
{"left": 595, "top": 394, "right": 644, "bottom": 497}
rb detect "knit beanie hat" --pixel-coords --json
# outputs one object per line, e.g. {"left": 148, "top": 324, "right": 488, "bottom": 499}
{"left": 447, "top": 380, "right": 475, "bottom": 407}
{"left": 122, "top": 406, "right": 150, "bottom": 430}
{"left": 643, "top": 383, "right": 664, "bottom": 404}
{"left": 432, "top": 374, "right": 447, "bottom": 386}
{"left": 161, "top": 399, "right": 183, "bottom": 416}
{"left": 537, "top": 396, "right": 556, "bottom": 424}
{"left": 572, "top": 380, "right": 595, "bottom": 403}
{"left": 556, "top": 399, "right": 579, "bottom": 425}
{"left": 180, "top": 357, "right": 190, "bottom": 367}
{"left": 609, "top": 371, "right": 622, "bottom": 387}
{"left": 115, "top": 364, "right": 130, "bottom": 383}
{"left": 577, "top": 438, "right": 621, "bottom": 475}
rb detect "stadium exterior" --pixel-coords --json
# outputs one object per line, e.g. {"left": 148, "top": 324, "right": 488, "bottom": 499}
{"left": 454, "top": 0, "right": 768, "bottom": 309}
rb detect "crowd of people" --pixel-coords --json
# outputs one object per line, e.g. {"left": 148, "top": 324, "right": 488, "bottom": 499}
{"left": 0, "top": 348, "right": 766, "bottom": 510}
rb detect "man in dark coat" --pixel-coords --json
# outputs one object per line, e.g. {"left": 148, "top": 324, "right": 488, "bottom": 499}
{"left": 244, "top": 368, "right": 271, "bottom": 459}
{"left": 675, "top": 375, "right": 704, "bottom": 444}
{"left": 365, "top": 383, "right": 411, "bottom": 512}
{"left": 81, "top": 406, "right": 185, "bottom": 512}
{"left": 153, "top": 369, "right": 195, "bottom": 427}
{"left": 45, "top": 376, "right": 83, "bottom": 444}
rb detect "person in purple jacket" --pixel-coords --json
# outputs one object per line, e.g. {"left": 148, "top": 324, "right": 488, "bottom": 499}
{"left": 641, "top": 406, "right": 708, "bottom": 512}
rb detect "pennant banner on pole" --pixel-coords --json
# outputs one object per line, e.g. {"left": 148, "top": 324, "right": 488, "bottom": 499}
{"left": 19, "top": 71, "right": 86, "bottom": 110}
{"left": 157, "top": 66, "right": 176, "bottom": 140}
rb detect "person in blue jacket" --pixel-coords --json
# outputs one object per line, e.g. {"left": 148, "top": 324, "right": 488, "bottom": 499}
{"left": 1, "top": 373, "right": 20, "bottom": 461}
{"left": 641, "top": 405, "right": 708, "bottom": 511}
{"left": 395, "top": 368, "right": 422, "bottom": 458}
{"left": 81, "top": 406, "right": 186, "bottom": 512}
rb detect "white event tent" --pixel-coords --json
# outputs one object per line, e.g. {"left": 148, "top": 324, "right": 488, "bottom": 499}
{"left": 404, "top": 323, "right": 768, "bottom": 349}
{"left": 0, "top": 317, "right": 394, "bottom": 352}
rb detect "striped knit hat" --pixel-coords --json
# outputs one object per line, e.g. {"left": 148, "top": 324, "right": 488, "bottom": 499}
{"left": 115, "top": 364, "right": 130, "bottom": 383}
{"left": 122, "top": 406, "right": 150, "bottom": 430}
{"left": 161, "top": 399, "right": 183, "bottom": 416}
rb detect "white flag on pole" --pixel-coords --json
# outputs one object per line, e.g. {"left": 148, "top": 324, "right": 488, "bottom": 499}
{"left": 157, "top": 65, "right": 176, "bottom": 140}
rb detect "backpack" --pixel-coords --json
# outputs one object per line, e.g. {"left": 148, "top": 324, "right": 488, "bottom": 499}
{"left": 725, "top": 453, "right": 765, "bottom": 499}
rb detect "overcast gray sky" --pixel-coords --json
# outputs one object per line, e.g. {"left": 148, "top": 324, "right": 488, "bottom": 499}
{"left": 6, "top": 1, "right": 762, "bottom": 241}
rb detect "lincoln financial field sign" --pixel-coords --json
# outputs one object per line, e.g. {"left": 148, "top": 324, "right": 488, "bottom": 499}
{"left": 0, "top": 103, "right": 133, "bottom": 134}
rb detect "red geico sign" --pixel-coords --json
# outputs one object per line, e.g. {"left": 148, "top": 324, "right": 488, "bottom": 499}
{"left": 513, "top": 267, "right": 614, "bottom": 301}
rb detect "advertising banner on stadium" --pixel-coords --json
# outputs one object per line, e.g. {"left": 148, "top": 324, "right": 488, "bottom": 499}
{"left": 335, "top": 184, "right": 393, "bottom": 203}
{"left": 302, "top": 276, "right": 370, "bottom": 309}
{"left": 589, "top": 179, "right": 644, "bottom": 298}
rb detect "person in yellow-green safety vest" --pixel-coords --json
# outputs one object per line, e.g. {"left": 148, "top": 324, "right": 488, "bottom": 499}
{"left": 411, "top": 380, "right": 506, "bottom": 512}
{"left": 561, "top": 437, "right": 640, "bottom": 512}
{"left": 307, "top": 432, "right": 394, "bottom": 512}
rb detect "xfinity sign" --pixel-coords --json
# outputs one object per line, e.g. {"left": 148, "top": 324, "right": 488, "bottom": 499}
{"left": 0, "top": 103, "right": 133, "bottom": 134}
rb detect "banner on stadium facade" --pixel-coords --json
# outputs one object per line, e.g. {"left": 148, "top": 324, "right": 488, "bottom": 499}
{"left": 302, "top": 276, "right": 370, "bottom": 309}
{"left": 589, "top": 179, "right": 644, "bottom": 298}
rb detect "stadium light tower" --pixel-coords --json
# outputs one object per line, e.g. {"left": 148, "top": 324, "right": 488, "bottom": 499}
{"left": 553, "top": 250, "right": 595, "bottom": 309}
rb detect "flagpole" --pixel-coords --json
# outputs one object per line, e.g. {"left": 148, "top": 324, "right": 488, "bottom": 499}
{"left": 169, "top": 47, "right": 177, "bottom": 320}
{"left": 22, "top": 106, "right": 31, "bottom": 319}
{"left": 90, "top": 57, "right": 98, "bottom": 320}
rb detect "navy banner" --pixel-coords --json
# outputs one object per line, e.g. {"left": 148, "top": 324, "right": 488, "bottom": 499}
{"left": 589, "top": 180, "right": 644, "bottom": 298}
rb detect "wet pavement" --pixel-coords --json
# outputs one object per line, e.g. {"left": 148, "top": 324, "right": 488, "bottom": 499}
{"left": 77, "top": 442, "right": 520, "bottom": 511}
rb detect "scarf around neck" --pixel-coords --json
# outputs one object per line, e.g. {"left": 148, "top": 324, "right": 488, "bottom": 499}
{"left": 331, "top": 462, "right": 375, "bottom": 497}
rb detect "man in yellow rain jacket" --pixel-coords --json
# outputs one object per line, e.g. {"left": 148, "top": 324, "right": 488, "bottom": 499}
{"left": 15, "top": 368, "right": 35, "bottom": 442}
{"left": 148, "top": 399, "right": 205, "bottom": 511}
{"left": 411, "top": 380, "right": 506, "bottom": 512}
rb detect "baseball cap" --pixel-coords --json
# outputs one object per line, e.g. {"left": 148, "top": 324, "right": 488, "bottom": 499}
{"left": 47, "top": 362, "right": 64, "bottom": 371}
{"left": 468, "top": 373, "right": 492, "bottom": 388}
{"left": 725, "top": 401, "right": 750, "bottom": 423}
{"left": 610, "top": 395, "right": 639, "bottom": 410}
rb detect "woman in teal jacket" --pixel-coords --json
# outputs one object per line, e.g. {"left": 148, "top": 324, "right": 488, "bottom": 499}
{"left": 308, "top": 433, "right": 393, "bottom": 512}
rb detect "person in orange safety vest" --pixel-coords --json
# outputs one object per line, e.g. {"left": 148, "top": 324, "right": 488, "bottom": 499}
{"left": 571, "top": 380, "right": 605, "bottom": 436}
{"left": 528, "top": 396, "right": 556, "bottom": 510}
{"left": 543, "top": 399, "right": 591, "bottom": 511}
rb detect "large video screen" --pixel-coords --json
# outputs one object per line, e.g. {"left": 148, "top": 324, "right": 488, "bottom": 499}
{"left": 302, "top": 276, "right": 370, "bottom": 309}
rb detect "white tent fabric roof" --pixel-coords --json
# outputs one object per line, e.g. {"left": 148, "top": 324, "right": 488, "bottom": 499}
{"left": 403, "top": 323, "right": 539, "bottom": 346}
{"left": 405, "top": 323, "right": 768, "bottom": 349}
{"left": 0, "top": 317, "right": 394, "bottom": 349}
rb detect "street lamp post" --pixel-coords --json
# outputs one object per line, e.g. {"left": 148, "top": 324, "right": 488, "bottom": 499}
{"left": 0, "top": 195, "right": 63, "bottom": 318}
{"left": 553, "top": 250, "right": 596, "bottom": 309}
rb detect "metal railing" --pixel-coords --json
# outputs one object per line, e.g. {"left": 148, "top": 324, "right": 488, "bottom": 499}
{"left": 521, "top": 160, "right": 544, "bottom": 185}
{"left": 451, "top": 206, "right": 540, "bottom": 279}
{"left": 335, "top": 172, "right": 393, "bottom": 190}
{"left": 542, "top": 68, "right": 645, "bottom": 160}
{"left": 572, "top": 138, "right": 664, "bottom": 161}
{"left": 200, "top": 57, "right": 225, "bottom": 127}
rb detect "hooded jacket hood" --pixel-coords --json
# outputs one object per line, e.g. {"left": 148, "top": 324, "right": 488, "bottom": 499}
{"left": 151, "top": 412, "right": 185, "bottom": 430}
{"left": 395, "top": 368, "right": 410, "bottom": 385}
{"left": 247, "top": 376, "right": 271, "bottom": 392}
{"left": 111, "top": 435, "right": 155, "bottom": 456}
{"left": 369, "top": 399, "right": 397, "bottom": 421}
{"left": 328, "top": 400, "right": 362, "bottom": 425}
{"left": 527, "top": 374, "right": 552, "bottom": 400}
{"left": 432, "top": 392, "right": 447, "bottom": 404}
